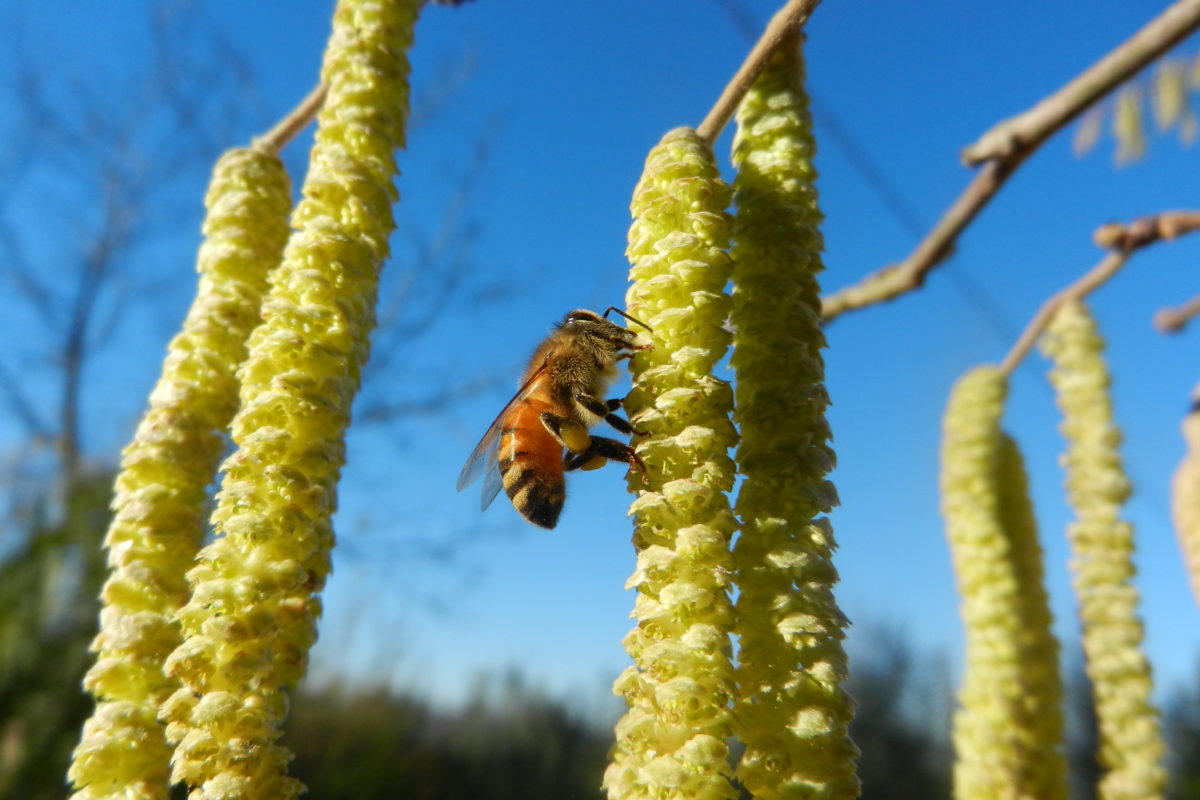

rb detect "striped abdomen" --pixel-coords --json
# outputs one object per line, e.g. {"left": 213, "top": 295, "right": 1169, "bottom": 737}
{"left": 498, "top": 398, "right": 567, "bottom": 528}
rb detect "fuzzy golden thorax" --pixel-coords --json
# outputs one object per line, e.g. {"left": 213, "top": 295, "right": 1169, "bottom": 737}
{"left": 523, "top": 309, "right": 646, "bottom": 420}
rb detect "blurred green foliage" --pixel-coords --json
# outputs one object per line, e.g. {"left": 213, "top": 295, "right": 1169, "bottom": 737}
{"left": 284, "top": 674, "right": 610, "bottom": 800}
{"left": 0, "top": 472, "right": 112, "bottom": 800}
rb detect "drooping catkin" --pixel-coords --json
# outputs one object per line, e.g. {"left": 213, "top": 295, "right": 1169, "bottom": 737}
{"left": 727, "top": 35, "right": 858, "bottom": 800}
{"left": 68, "top": 146, "right": 291, "bottom": 800}
{"left": 604, "top": 127, "right": 739, "bottom": 800}
{"left": 158, "top": 1, "right": 419, "bottom": 797}
{"left": 1040, "top": 300, "right": 1166, "bottom": 800}
{"left": 940, "top": 366, "right": 1068, "bottom": 800}
{"left": 1171, "top": 384, "right": 1200, "bottom": 607}
{"left": 994, "top": 432, "right": 1068, "bottom": 798}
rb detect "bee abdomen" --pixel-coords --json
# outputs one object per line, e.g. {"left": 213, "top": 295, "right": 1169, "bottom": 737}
{"left": 497, "top": 404, "right": 567, "bottom": 528}
{"left": 500, "top": 458, "right": 565, "bottom": 529}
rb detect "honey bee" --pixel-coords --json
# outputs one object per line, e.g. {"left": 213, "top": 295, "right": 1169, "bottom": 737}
{"left": 456, "top": 307, "right": 653, "bottom": 528}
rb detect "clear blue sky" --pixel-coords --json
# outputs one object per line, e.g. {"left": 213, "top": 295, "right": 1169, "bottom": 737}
{"left": 8, "top": 0, "right": 1200, "bottom": 712}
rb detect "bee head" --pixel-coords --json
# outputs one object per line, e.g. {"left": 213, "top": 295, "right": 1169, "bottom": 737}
{"left": 560, "top": 307, "right": 652, "bottom": 355}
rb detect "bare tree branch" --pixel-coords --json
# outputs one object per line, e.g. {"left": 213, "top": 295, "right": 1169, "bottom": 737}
{"left": 0, "top": 1, "right": 260, "bottom": 486}
{"left": 710, "top": 0, "right": 1022, "bottom": 345}
{"left": 358, "top": 375, "right": 509, "bottom": 424}
{"left": 821, "top": 157, "right": 1021, "bottom": 321}
{"left": 696, "top": 0, "right": 823, "bottom": 146}
{"left": 1092, "top": 209, "right": 1200, "bottom": 249}
{"left": 998, "top": 210, "right": 1200, "bottom": 375}
{"left": 385, "top": 124, "right": 495, "bottom": 340}
{"left": 1155, "top": 294, "right": 1200, "bottom": 333}
{"left": 258, "top": 83, "right": 328, "bottom": 154}
{"left": 408, "top": 44, "right": 478, "bottom": 131}
{"left": 821, "top": 0, "right": 1200, "bottom": 323}
{"left": 58, "top": 173, "right": 137, "bottom": 483}
{"left": 358, "top": 112, "right": 503, "bottom": 427}
{"left": 0, "top": 359, "right": 50, "bottom": 439}
{"left": 0, "top": 217, "right": 54, "bottom": 329}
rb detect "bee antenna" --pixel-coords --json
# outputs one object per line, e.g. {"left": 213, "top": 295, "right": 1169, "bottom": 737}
{"left": 602, "top": 306, "right": 653, "bottom": 332}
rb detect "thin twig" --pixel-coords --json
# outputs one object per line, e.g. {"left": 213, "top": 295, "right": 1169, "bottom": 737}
{"left": 1093, "top": 209, "right": 1200, "bottom": 249}
{"left": 820, "top": 0, "right": 1200, "bottom": 323}
{"left": 821, "top": 158, "right": 1020, "bottom": 321}
{"left": 1156, "top": 295, "right": 1200, "bottom": 333}
{"left": 695, "top": 0, "right": 822, "bottom": 146}
{"left": 256, "top": 82, "right": 328, "bottom": 154}
{"left": 358, "top": 374, "right": 506, "bottom": 423}
{"left": 0, "top": 359, "right": 49, "bottom": 437}
{"left": 998, "top": 251, "right": 1129, "bottom": 377}
{"left": 998, "top": 210, "right": 1200, "bottom": 375}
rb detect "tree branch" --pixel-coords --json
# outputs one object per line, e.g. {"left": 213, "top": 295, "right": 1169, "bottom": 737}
{"left": 820, "top": 0, "right": 1200, "bottom": 323}
{"left": 821, "top": 157, "right": 1021, "bottom": 321}
{"left": 257, "top": 82, "right": 328, "bottom": 154}
{"left": 695, "top": 0, "right": 822, "bottom": 146}
{"left": 999, "top": 210, "right": 1200, "bottom": 376}
{"left": 1155, "top": 294, "right": 1200, "bottom": 333}
{"left": 1092, "top": 209, "right": 1200, "bottom": 249}
{"left": 358, "top": 375, "right": 506, "bottom": 424}
{"left": 0, "top": 359, "right": 50, "bottom": 439}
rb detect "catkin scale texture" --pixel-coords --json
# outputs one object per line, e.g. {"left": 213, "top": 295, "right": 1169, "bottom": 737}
{"left": 604, "top": 127, "right": 738, "bottom": 800}
{"left": 1041, "top": 301, "right": 1166, "bottom": 800}
{"left": 941, "top": 366, "right": 1067, "bottom": 800}
{"left": 68, "top": 147, "right": 292, "bottom": 800}
{"left": 994, "top": 432, "right": 1067, "bottom": 798}
{"left": 727, "top": 38, "right": 858, "bottom": 800}
{"left": 158, "top": 2, "right": 418, "bottom": 797}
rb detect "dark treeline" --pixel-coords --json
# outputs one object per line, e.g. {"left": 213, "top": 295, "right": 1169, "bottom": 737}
{"left": 283, "top": 675, "right": 609, "bottom": 800}
{"left": 2, "top": 479, "right": 1200, "bottom": 799}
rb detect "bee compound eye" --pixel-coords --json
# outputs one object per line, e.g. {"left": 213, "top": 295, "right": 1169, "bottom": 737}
{"left": 563, "top": 310, "right": 594, "bottom": 325}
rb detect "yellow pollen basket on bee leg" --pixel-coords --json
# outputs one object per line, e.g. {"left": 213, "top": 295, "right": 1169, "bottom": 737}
{"left": 559, "top": 420, "right": 592, "bottom": 453}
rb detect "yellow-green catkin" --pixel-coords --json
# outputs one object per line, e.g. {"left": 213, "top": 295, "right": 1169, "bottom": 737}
{"left": 604, "top": 127, "right": 738, "bottom": 800}
{"left": 1041, "top": 300, "right": 1166, "bottom": 800}
{"left": 68, "top": 146, "right": 291, "bottom": 800}
{"left": 994, "top": 432, "right": 1068, "bottom": 798}
{"left": 158, "top": 1, "right": 418, "bottom": 797}
{"left": 726, "top": 37, "right": 858, "bottom": 800}
{"left": 941, "top": 366, "right": 1068, "bottom": 800}
{"left": 1170, "top": 383, "right": 1200, "bottom": 607}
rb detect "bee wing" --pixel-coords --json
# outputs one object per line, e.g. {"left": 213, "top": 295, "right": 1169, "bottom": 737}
{"left": 456, "top": 361, "right": 551, "bottom": 510}
{"left": 458, "top": 431, "right": 505, "bottom": 511}
{"left": 456, "top": 424, "right": 500, "bottom": 493}
{"left": 478, "top": 443, "right": 505, "bottom": 512}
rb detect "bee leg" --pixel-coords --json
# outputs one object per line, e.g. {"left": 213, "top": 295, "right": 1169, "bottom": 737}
{"left": 564, "top": 451, "right": 606, "bottom": 472}
{"left": 615, "top": 342, "right": 654, "bottom": 359}
{"left": 575, "top": 393, "right": 644, "bottom": 436}
{"left": 565, "top": 435, "right": 648, "bottom": 483}
{"left": 603, "top": 397, "right": 650, "bottom": 436}
{"left": 539, "top": 411, "right": 591, "bottom": 453}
